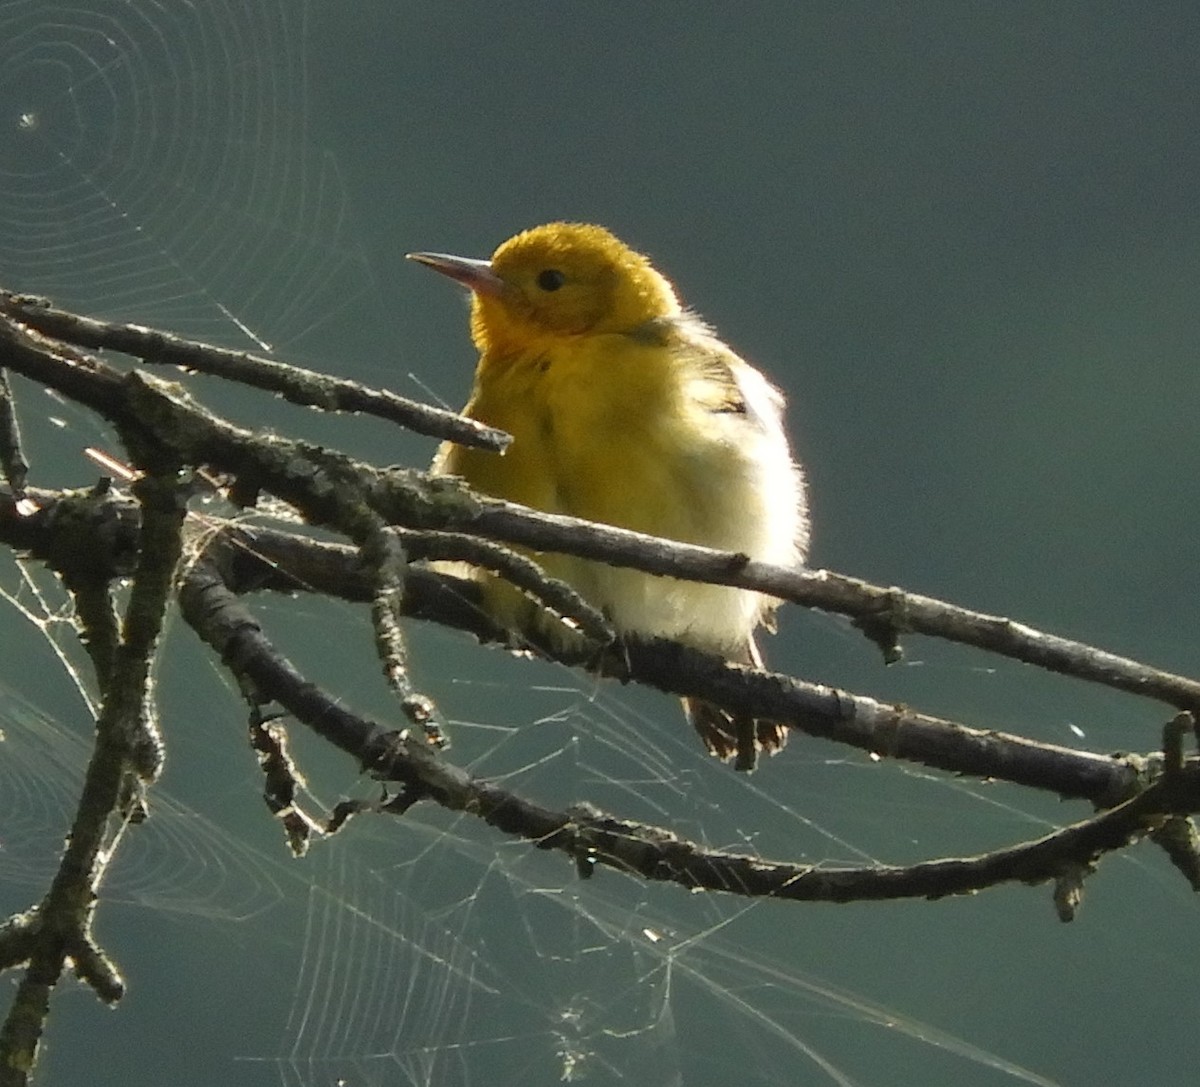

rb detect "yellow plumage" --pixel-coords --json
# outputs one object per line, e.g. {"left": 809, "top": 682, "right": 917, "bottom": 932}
{"left": 409, "top": 223, "right": 809, "bottom": 767}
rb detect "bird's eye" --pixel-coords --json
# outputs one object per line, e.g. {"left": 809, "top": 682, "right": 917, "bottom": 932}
{"left": 536, "top": 269, "right": 566, "bottom": 292}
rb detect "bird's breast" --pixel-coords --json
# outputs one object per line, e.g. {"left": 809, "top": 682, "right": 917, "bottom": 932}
{"left": 497, "top": 334, "right": 793, "bottom": 555}
{"left": 436, "top": 330, "right": 805, "bottom": 648}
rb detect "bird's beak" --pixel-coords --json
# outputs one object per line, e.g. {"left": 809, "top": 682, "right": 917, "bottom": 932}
{"left": 406, "top": 251, "right": 506, "bottom": 297}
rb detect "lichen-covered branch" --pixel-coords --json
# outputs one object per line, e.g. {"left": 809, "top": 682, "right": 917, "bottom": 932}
{"left": 0, "top": 488, "right": 1156, "bottom": 807}
{"left": 0, "top": 368, "right": 29, "bottom": 498}
{"left": 5, "top": 311, "right": 1200, "bottom": 717}
{"left": 0, "top": 291, "right": 509, "bottom": 453}
{"left": 0, "top": 473, "right": 186, "bottom": 1086}
{"left": 175, "top": 541, "right": 1200, "bottom": 919}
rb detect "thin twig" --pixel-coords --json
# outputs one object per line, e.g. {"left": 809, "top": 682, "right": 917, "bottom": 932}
{"left": 0, "top": 291, "right": 509, "bottom": 452}
{"left": 0, "top": 471, "right": 187, "bottom": 1084}
{"left": 361, "top": 522, "right": 446, "bottom": 745}
{"left": 448, "top": 500, "right": 1200, "bottom": 714}
{"left": 396, "top": 527, "right": 613, "bottom": 646}
{"left": 0, "top": 369, "right": 29, "bottom": 497}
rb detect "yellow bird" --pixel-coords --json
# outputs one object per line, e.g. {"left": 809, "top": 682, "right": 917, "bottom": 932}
{"left": 408, "top": 223, "right": 809, "bottom": 768}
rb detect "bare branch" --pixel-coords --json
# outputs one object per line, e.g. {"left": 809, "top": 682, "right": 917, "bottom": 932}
{"left": 0, "top": 291, "right": 509, "bottom": 452}
{"left": 0, "top": 488, "right": 1150, "bottom": 807}
{"left": 0, "top": 368, "right": 29, "bottom": 497}
{"left": 176, "top": 541, "right": 1200, "bottom": 918}
{"left": 0, "top": 472, "right": 187, "bottom": 1079}
{"left": 5, "top": 315, "right": 1198, "bottom": 719}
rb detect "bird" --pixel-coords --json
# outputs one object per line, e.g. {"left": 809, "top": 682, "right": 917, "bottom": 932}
{"left": 408, "top": 222, "right": 809, "bottom": 769}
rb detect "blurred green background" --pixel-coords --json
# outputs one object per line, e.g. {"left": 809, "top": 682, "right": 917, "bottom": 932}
{"left": 2, "top": 3, "right": 1199, "bottom": 1085}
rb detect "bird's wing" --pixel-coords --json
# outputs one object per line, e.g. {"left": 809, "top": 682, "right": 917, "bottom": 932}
{"left": 670, "top": 313, "right": 789, "bottom": 441}
{"left": 665, "top": 312, "right": 808, "bottom": 616}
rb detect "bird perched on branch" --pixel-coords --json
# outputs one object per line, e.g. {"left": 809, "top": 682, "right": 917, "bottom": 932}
{"left": 408, "top": 222, "right": 808, "bottom": 769}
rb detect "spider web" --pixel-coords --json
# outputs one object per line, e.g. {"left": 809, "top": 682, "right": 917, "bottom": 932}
{"left": 0, "top": 587, "right": 1068, "bottom": 1087}
{"left": 0, "top": 0, "right": 370, "bottom": 354}
{"left": 252, "top": 671, "right": 1067, "bottom": 1087}
{"left": 0, "top": 3, "right": 1139, "bottom": 1085}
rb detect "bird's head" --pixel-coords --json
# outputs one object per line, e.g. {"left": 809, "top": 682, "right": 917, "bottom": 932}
{"left": 409, "top": 222, "right": 681, "bottom": 355}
